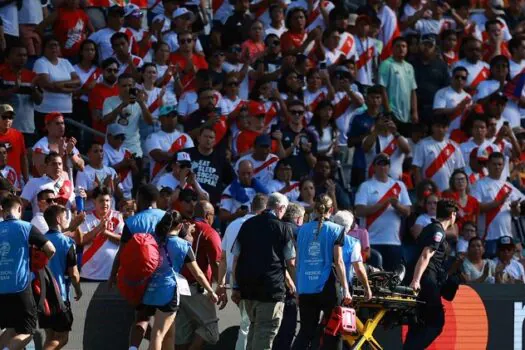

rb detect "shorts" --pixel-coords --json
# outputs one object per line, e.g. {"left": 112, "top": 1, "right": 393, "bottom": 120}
{"left": 175, "top": 286, "right": 219, "bottom": 345}
{"left": 138, "top": 287, "right": 180, "bottom": 315}
{"left": 38, "top": 302, "right": 74, "bottom": 332}
{"left": 0, "top": 284, "right": 37, "bottom": 335}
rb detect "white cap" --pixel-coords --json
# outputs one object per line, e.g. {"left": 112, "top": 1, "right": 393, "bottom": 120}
{"left": 176, "top": 152, "right": 191, "bottom": 163}
{"left": 124, "top": 3, "right": 142, "bottom": 17}
{"left": 172, "top": 7, "right": 196, "bottom": 22}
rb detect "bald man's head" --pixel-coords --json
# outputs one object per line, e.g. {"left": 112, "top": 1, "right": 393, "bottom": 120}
{"left": 194, "top": 200, "right": 215, "bottom": 224}
{"left": 238, "top": 160, "right": 254, "bottom": 186}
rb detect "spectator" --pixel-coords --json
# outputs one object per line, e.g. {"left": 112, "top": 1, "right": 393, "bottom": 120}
{"left": 151, "top": 0, "right": 179, "bottom": 35}
{"left": 0, "top": 104, "right": 29, "bottom": 184}
{"left": 137, "top": 63, "right": 168, "bottom": 139}
{"left": 124, "top": 4, "right": 156, "bottom": 60}
{"left": 505, "top": 0, "right": 525, "bottom": 33}
{"left": 236, "top": 134, "right": 280, "bottom": 184}
{"left": 219, "top": 159, "right": 268, "bottom": 223}
{"left": 88, "top": 58, "right": 120, "bottom": 137}
{"left": 21, "top": 152, "right": 76, "bottom": 215}
{"left": 0, "top": 0, "right": 18, "bottom": 55}
{"left": 111, "top": 32, "right": 144, "bottom": 79}
{"left": 354, "top": 15, "right": 380, "bottom": 87}
{"left": 362, "top": 113, "right": 410, "bottom": 180}
{"left": 451, "top": 37, "right": 490, "bottom": 94}
{"left": 265, "top": 4, "right": 286, "bottom": 38}
{"left": 18, "top": 0, "right": 45, "bottom": 61}
{"left": 163, "top": 8, "right": 203, "bottom": 54}
{"left": 145, "top": 106, "right": 194, "bottom": 184}
{"left": 0, "top": 195, "right": 55, "bottom": 350}
{"left": 410, "top": 192, "right": 439, "bottom": 240}
{"left": 177, "top": 201, "right": 223, "bottom": 349}
{"left": 459, "top": 114, "right": 494, "bottom": 167}
{"left": 30, "top": 189, "right": 56, "bottom": 234}
{"left": 267, "top": 159, "right": 300, "bottom": 202}
{"left": 472, "top": 152, "right": 525, "bottom": 257}
{"left": 483, "top": 20, "right": 511, "bottom": 63}
{"left": 157, "top": 152, "right": 209, "bottom": 202}
{"left": 303, "top": 69, "right": 334, "bottom": 124}
{"left": 443, "top": 169, "right": 480, "bottom": 232}
{"left": 0, "top": 44, "right": 42, "bottom": 148}
{"left": 32, "top": 112, "right": 85, "bottom": 177}
{"left": 0, "top": 143, "right": 19, "bottom": 191}
{"left": 231, "top": 192, "right": 296, "bottom": 350}
{"left": 75, "top": 143, "right": 122, "bottom": 211}
{"left": 102, "top": 73, "right": 154, "bottom": 159}
{"left": 280, "top": 8, "right": 319, "bottom": 56}
{"left": 152, "top": 41, "right": 183, "bottom": 96}
{"left": 462, "top": 237, "right": 496, "bottom": 283}
{"left": 169, "top": 30, "right": 209, "bottom": 93}
{"left": 348, "top": 85, "right": 383, "bottom": 187}
{"left": 295, "top": 178, "right": 316, "bottom": 219}
{"left": 222, "top": 0, "right": 253, "bottom": 49}
{"left": 307, "top": 100, "right": 338, "bottom": 157}
{"left": 456, "top": 221, "right": 479, "bottom": 257}
{"left": 379, "top": 36, "right": 418, "bottom": 134}
{"left": 177, "top": 70, "right": 221, "bottom": 119}
{"left": 280, "top": 100, "right": 317, "bottom": 180}
{"left": 355, "top": 153, "right": 412, "bottom": 271}
{"left": 494, "top": 236, "right": 525, "bottom": 283}
{"left": 508, "top": 35, "right": 525, "bottom": 79}
{"left": 235, "top": 104, "right": 279, "bottom": 157}
{"left": 313, "top": 155, "right": 351, "bottom": 210}
{"left": 89, "top": 5, "right": 133, "bottom": 62}
{"left": 207, "top": 49, "right": 227, "bottom": 91}
{"left": 412, "top": 115, "right": 465, "bottom": 192}
{"left": 441, "top": 30, "right": 459, "bottom": 69}
{"left": 186, "top": 127, "right": 235, "bottom": 206}
{"left": 33, "top": 36, "right": 80, "bottom": 137}
{"left": 40, "top": 205, "right": 82, "bottom": 350}
{"left": 242, "top": 21, "right": 265, "bottom": 58}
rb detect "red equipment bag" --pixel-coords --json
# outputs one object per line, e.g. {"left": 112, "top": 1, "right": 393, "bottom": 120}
{"left": 325, "top": 306, "right": 357, "bottom": 336}
{"left": 117, "top": 233, "right": 161, "bottom": 306}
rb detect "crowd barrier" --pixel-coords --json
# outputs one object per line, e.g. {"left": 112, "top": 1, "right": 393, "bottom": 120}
{"left": 24, "top": 283, "right": 525, "bottom": 349}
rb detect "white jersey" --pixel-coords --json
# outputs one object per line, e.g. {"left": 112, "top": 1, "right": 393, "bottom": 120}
{"left": 235, "top": 153, "right": 279, "bottom": 185}
{"left": 470, "top": 13, "right": 512, "bottom": 42}
{"left": 102, "top": 143, "right": 133, "bottom": 199}
{"left": 75, "top": 165, "right": 119, "bottom": 212}
{"left": 145, "top": 130, "right": 194, "bottom": 184}
{"left": 163, "top": 31, "right": 203, "bottom": 53}
{"left": 304, "top": 87, "right": 328, "bottom": 124}
{"left": 139, "top": 85, "right": 177, "bottom": 122}
{"left": 176, "top": 90, "right": 222, "bottom": 117}
{"left": 378, "top": 4, "right": 399, "bottom": 60}
{"left": 451, "top": 59, "right": 490, "bottom": 92}
{"left": 333, "top": 88, "right": 364, "bottom": 146}
{"left": 32, "top": 136, "right": 80, "bottom": 157}
{"left": 414, "top": 18, "right": 451, "bottom": 35}
{"left": 493, "top": 258, "right": 525, "bottom": 283}
{"left": 222, "top": 213, "right": 256, "bottom": 272}
{"left": 223, "top": 62, "right": 252, "bottom": 99}
{"left": 0, "top": 165, "right": 20, "bottom": 190}
{"left": 324, "top": 48, "right": 345, "bottom": 67}
{"left": 337, "top": 32, "right": 357, "bottom": 59}
{"left": 355, "top": 37, "right": 379, "bottom": 86}
{"left": 113, "top": 54, "right": 144, "bottom": 77}
{"left": 459, "top": 139, "right": 497, "bottom": 167}
{"left": 220, "top": 184, "right": 257, "bottom": 214}
{"left": 287, "top": 0, "right": 335, "bottom": 32}
{"left": 89, "top": 27, "right": 134, "bottom": 62}
{"left": 30, "top": 213, "right": 49, "bottom": 234}
{"left": 412, "top": 136, "right": 465, "bottom": 191}
{"left": 21, "top": 173, "right": 75, "bottom": 215}
{"left": 266, "top": 180, "right": 300, "bottom": 201}
{"left": 354, "top": 177, "right": 411, "bottom": 245}
{"left": 471, "top": 177, "right": 524, "bottom": 240}
{"left": 510, "top": 59, "right": 525, "bottom": 79}
{"left": 79, "top": 210, "right": 124, "bottom": 281}
{"left": 364, "top": 134, "right": 407, "bottom": 180}
{"left": 433, "top": 86, "right": 472, "bottom": 133}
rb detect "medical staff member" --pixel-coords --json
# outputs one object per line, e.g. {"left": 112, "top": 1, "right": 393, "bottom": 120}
{"left": 0, "top": 195, "right": 56, "bottom": 350}
{"left": 142, "top": 210, "right": 218, "bottom": 350}
{"left": 293, "top": 194, "right": 351, "bottom": 350}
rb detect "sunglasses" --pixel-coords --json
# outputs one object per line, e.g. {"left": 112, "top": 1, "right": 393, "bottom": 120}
{"left": 180, "top": 38, "right": 193, "bottom": 44}
{"left": 106, "top": 68, "right": 119, "bottom": 73}
{"left": 1, "top": 114, "right": 14, "bottom": 120}
{"left": 113, "top": 134, "right": 126, "bottom": 141}
{"left": 213, "top": 52, "right": 225, "bottom": 57}
{"left": 179, "top": 163, "right": 191, "bottom": 169}
{"left": 290, "top": 110, "right": 305, "bottom": 115}
{"left": 454, "top": 75, "right": 467, "bottom": 81}
{"left": 181, "top": 196, "right": 198, "bottom": 203}
{"left": 227, "top": 81, "right": 240, "bottom": 87}
{"left": 42, "top": 198, "right": 57, "bottom": 204}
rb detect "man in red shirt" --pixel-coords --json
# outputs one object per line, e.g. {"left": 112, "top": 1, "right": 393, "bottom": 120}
{"left": 170, "top": 30, "right": 209, "bottom": 92}
{"left": 178, "top": 200, "right": 223, "bottom": 350}
{"left": 0, "top": 104, "right": 29, "bottom": 185}
{"left": 88, "top": 58, "right": 120, "bottom": 138}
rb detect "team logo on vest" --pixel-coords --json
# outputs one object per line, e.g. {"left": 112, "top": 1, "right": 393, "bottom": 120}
{"left": 308, "top": 241, "right": 321, "bottom": 257}
{"left": 0, "top": 242, "right": 10, "bottom": 258}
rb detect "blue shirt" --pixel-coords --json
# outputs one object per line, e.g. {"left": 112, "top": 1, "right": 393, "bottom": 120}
{"left": 0, "top": 219, "right": 33, "bottom": 294}
{"left": 143, "top": 236, "right": 191, "bottom": 306}
{"left": 45, "top": 230, "right": 75, "bottom": 301}
{"left": 122, "top": 208, "right": 166, "bottom": 243}
{"left": 348, "top": 112, "right": 376, "bottom": 169}
{"left": 342, "top": 235, "right": 361, "bottom": 285}
{"left": 296, "top": 221, "right": 344, "bottom": 294}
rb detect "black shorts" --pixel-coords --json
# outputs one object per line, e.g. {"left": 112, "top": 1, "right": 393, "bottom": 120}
{"left": 38, "top": 302, "right": 74, "bottom": 332}
{"left": 0, "top": 284, "right": 37, "bottom": 335}
{"left": 138, "top": 288, "right": 179, "bottom": 316}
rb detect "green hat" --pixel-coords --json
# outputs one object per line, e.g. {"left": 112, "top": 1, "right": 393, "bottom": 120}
{"left": 159, "top": 105, "right": 178, "bottom": 117}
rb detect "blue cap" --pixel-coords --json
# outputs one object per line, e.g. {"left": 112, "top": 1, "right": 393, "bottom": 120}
{"left": 255, "top": 134, "right": 272, "bottom": 147}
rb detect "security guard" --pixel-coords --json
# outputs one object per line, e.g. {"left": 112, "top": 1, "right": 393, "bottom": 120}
{"left": 404, "top": 199, "right": 458, "bottom": 350}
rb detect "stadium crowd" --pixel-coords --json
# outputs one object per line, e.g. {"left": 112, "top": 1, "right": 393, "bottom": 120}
{"left": 2, "top": 0, "right": 525, "bottom": 348}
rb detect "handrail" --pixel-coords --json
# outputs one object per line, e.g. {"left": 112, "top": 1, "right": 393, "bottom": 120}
{"left": 64, "top": 118, "right": 106, "bottom": 139}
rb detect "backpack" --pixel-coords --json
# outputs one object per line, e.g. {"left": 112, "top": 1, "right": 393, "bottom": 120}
{"left": 117, "top": 233, "right": 161, "bottom": 306}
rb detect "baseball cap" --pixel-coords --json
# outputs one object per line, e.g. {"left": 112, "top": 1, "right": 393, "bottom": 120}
{"left": 355, "top": 14, "right": 372, "bottom": 25}
{"left": 45, "top": 112, "right": 63, "bottom": 124}
{"left": 497, "top": 236, "right": 517, "bottom": 248}
{"left": 176, "top": 152, "right": 192, "bottom": 165}
{"left": 172, "top": 7, "right": 195, "bottom": 22}
{"left": 108, "top": 5, "right": 125, "bottom": 16}
{"left": 373, "top": 153, "right": 390, "bottom": 165}
{"left": 124, "top": 3, "right": 143, "bottom": 17}
{"left": 490, "top": 0, "right": 505, "bottom": 15}
{"left": 248, "top": 101, "right": 266, "bottom": 117}
{"left": 348, "top": 13, "right": 358, "bottom": 26}
{"left": 107, "top": 123, "right": 127, "bottom": 136}
{"left": 334, "top": 66, "right": 352, "bottom": 79}
{"left": 0, "top": 104, "right": 14, "bottom": 115}
{"left": 159, "top": 105, "right": 178, "bottom": 117}
{"left": 255, "top": 134, "right": 272, "bottom": 147}
{"left": 421, "top": 33, "right": 437, "bottom": 46}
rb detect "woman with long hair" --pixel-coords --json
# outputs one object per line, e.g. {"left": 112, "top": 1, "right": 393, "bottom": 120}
{"left": 293, "top": 194, "right": 351, "bottom": 350}
{"left": 142, "top": 211, "right": 218, "bottom": 350}
{"left": 304, "top": 68, "right": 335, "bottom": 124}
{"left": 267, "top": 159, "right": 300, "bottom": 201}
{"left": 442, "top": 169, "right": 480, "bottom": 233}
{"left": 296, "top": 179, "right": 316, "bottom": 221}
{"left": 278, "top": 69, "right": 304, "bottom": 101}
{"left": 307, "top": 100, "right": 338, "bottom": 157}
{"left": 410, "top": 192, "right": 439, "bottom": 239}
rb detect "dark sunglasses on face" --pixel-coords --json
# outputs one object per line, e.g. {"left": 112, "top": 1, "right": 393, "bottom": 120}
{"left": 213, "top": 52, "right": 225, "bottom": 57}
{"left": 290, "top": 110, "right": 305, "bottom": 115}
{"left": 42, "top": 198, "right": 57, "bottom": 204}
{"left": 227, "top": 81, "right": 240, "bottom": 87}
{"left": 454, "top": 75, "right": 467, "bottom": 81}
{"left": 106, "top": 68, "right": 119, "bottom": 73}
{"left": 180, "top": 38, "right": 193, "bottom": 44}
{"left": 1, "top": 114, "right": 14, "bottom": 120}
{"left": 182, "top": 196, "right": 198, "bottom": 203}
{"left": 113, "top": 134, "right": 126, "bottom": 141}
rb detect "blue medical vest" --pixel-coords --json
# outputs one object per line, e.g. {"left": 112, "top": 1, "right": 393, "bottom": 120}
{"left": 45, "top": 230, "right": 75, "bottom": 301}
{"left": 143, "top": 235, "right": 191, "bottom": 306}
{"left": 296, "top": 221, "right": 344, "bottom": 294}
{"left": 0, "top": 219, "right": 33, "bottom": 294}
{"left": 125, "top": 208, "right": 166, "bottom": 234}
